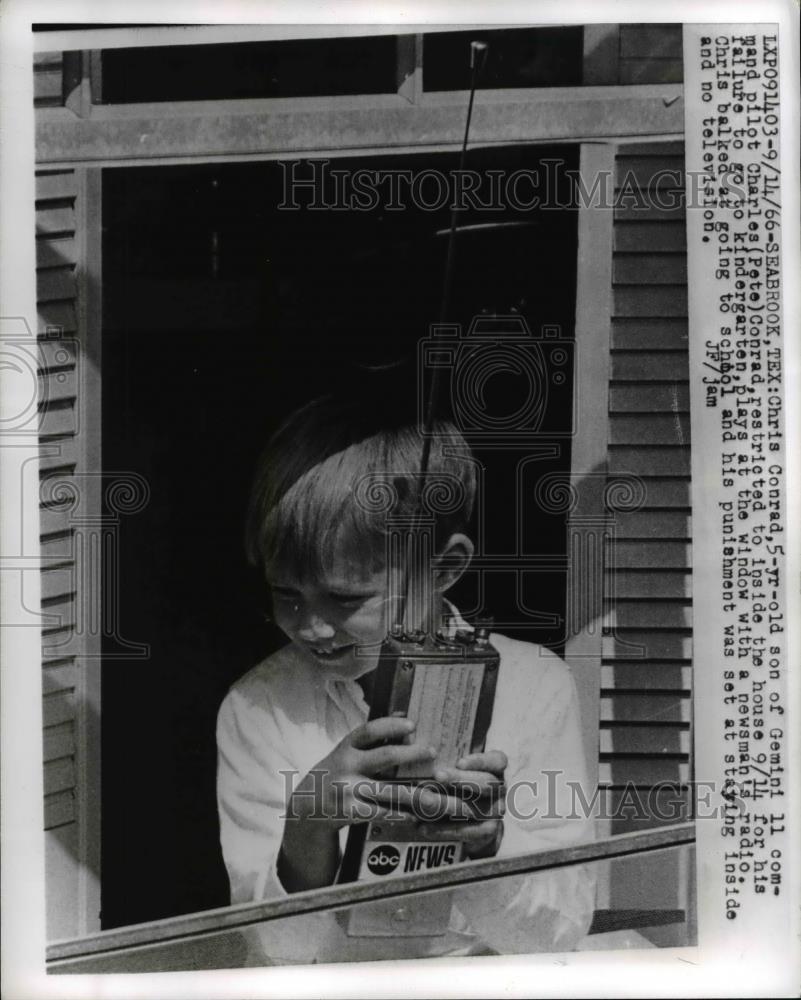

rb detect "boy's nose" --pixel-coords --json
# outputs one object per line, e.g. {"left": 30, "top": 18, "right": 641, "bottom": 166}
{"left": 297, "top": 612, "right": 336, "bottom": 643}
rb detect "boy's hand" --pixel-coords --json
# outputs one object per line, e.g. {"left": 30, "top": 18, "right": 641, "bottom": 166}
{"left": 279, "top": 717, "right": 436, "bottom": 892}
{"left": 288, "top": 717, "right": 437, "bottom": 832}
{"left": 415, "top": 749, "right": 508, "bottom": 859}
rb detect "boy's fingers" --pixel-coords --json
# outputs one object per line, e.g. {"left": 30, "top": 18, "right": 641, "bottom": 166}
{"left": 360, "top": 741, "right": 435, "bottom": 775}
{"left": 358, "top": 781, "right": 418, "bottom": 813}
{"left": 348, "top": 798, "right": 395, "bottom": 824}
{"left": 433, "top": 768, "right": 506, "bottom": 798}
{"left": 354, "top": 780, "right": 504, "bottom": 821}
{"left": 424, "top": 792, "right": 505, "bottom": 822}
{"left": 350, "top": 717, "right": 415, "bottom": 749}
{"left": 360, "top": 784, "right": 475, "bottom": 821}
{"left": 454, "top": 750, "right": 508, "bottom": 776}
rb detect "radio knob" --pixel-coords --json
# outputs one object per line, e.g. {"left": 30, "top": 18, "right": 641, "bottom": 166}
{"left": 475, "top": 625, "right": 491, "bottom": 646}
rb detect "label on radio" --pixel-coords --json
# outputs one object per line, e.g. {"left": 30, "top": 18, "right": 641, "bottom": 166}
{"left": 395, "top": 659, "right": 487, "bottom": 778}
{"left": 358, "top": 840, "right": 462, "bottom": 882}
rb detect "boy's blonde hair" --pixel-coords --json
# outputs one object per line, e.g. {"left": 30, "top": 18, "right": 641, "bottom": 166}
{"left": 245, "top": 393, "right": 476, "bottom": 580}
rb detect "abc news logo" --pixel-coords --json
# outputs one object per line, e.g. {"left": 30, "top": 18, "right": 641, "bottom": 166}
{"left": 366, "top": 843, "right": 458, "bottom": 876}
{"left": 366, "top": 845, "right": 401, "bottom": 876}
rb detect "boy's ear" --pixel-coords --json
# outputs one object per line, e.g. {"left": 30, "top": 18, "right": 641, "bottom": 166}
{"left": 433, "top": 533, "right": 474, "bottom": 593}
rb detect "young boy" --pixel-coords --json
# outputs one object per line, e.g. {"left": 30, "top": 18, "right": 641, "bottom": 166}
{"left": 216, "top": 392, "right": 596, "bottom": 963}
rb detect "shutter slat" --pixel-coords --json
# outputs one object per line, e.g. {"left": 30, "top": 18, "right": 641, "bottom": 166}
{"left": 614, "top": 222, "right": 686, "bottom": 253}
{"left": 42, "top": 661, "right": 78, "bottom": 695}
{"left": 38, "top": 301, "right": 77, "bottom": 335}
{"left": 611, "top": 352, "right": 689, "bottom": 381}
{"left": 608, "top": 446, "right": 691, "bottom": 476}
{"left": 601, "top": 692, "right": 688, "bottom": 721}
{"left": 602, "top": 663, "right": 692, "bottom": 690}
{"left": 621, "top": 141, "right": 685, "bottom": 157}
{"left": 43, "top": 690, "right": 75, "bottom": 727}
{"left": 36, "top": 206, "right": 75, "bottom": 237}
{"left": 609, "top": 540, "right": 690, "bottom": 569}
{"left": 613, "top": 255, "right": 687, "bottom": 285}
{"left": 40, "top": 503, "right": 73, "bottom": 537}
{"left": 36, "top": 172, "right": 77, "bottom": 201}
{"left": 44, "top": 791, "right": 75, "bottom": 829}
{"left": 42, "top": 654, "right": 77, "bottom": 671}
{"left": 34, "top": 52, "right": 62, "bottom": 68}
{"left": 40, "top": 366, "right": 78, "bottom": 404}
{"left": 42, "top": 594, "right": 76, "bottom": 626}
{"left": 36, "top": 267, "right": 76, "bottom": 303}
{"left": 609, "top": 384, "right": 689, "bottom": 412}
{"left": 611, "top": 511, "right": 690, "bottom": 538}
{"left": 40, "top": 530, "right": 74, "bottom": 560}
{"left": 39, "top": 435, "right": 79, "bottom": 474}
{"left": 600, "top": 727, "right": 690, "bottom": 755}
{"left": 37, "top": 236, "right": 77, "bottom": 269}
{"left": 603, "top": 631, "right": 693, "bottom": 660}
{"left": 43, "top": 721, "right": 76, "bottom": 763}
{"left": 42, "top": 614, "right": 77, "bottom": 640}
{"left": 614, "top": 203, "right": 686, "bottom": 223}
{"left": 615, "top": 158, "right": 684, "bottom": 189}
{"left": 44, "top": 757, "right": 76, "bottom": 796}
{"left": 601, "top": 786, "right": 692, "bottom": 829}
{"left": 39, "top": 400, "right": 77, "bottom": 439}
{"left": 619, "top": 59, "right": 683, "bottom": 85}
{"left": 635, "top": 479, "right": 690, "bottom": 508}
{"left": 611, "top": 318, "right": 688, "bottom": 350}
{"left": 610, "top": 413, "right": 690, "bottom": 445}
{"left": 38, "top": 338, "right": 78, "bottom": 372}
{"left": 34, "top": 68, "right": 63, "bottom": 104}
{"left": 608, "top": 602, "right": 692, "bottom": 630}
{"left": 606, "top": 571, "right": 692, "bottom": 600}
{"left": 41, "top": 566, "right": 74, "bottom": 603}
{"left": 601, "top": 759, "right": 689, "bottom": 786}
{"left": 613, "top": 286, "right": 688, "bottom": 317}
{"left": 619, "top": 25, "right": 683, "bottom": 58}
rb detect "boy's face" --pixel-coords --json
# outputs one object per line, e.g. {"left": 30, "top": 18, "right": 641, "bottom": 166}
{"left": 266, "top": 552, "right": 397, "bottom": 681}
{"left": 265, "top": 532, "right": 473, "bottom": 681}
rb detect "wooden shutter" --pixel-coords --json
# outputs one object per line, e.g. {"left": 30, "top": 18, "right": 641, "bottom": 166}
{"left": 602, "top": 140, "right": 692, "bottom": 937}
{"left": 37, "top": 164, "right": 102, "bottom": 938}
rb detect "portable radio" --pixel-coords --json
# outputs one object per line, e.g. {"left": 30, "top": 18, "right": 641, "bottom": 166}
{"left": 338, "top": 618, "right": 500, "bottom": 937}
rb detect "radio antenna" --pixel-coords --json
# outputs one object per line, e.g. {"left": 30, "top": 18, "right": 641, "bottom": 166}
{"left": 398, "top": 41, "right": 488, "bottom": 637}
{"left": 422, "top": 40, "right": 487, "bottom": 462}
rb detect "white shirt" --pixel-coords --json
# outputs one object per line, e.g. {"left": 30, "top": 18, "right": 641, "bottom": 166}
{"left": 216, "top": 628, "right": 597, "bottom": 963}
